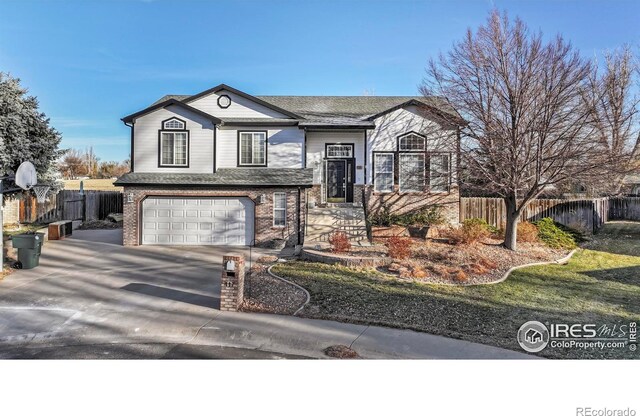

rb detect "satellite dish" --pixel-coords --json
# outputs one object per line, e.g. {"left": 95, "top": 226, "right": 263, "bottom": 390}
{"left": 15, "top": 161, "right": 38, "bottom": 190}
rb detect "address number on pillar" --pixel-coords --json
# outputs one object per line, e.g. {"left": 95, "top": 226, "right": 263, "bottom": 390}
{"left": 225, "top": 281, "right": 234, "bottom": 288}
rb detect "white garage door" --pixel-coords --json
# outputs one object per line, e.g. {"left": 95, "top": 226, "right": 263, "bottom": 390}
{"left": 142, "top": 197, "right": 254, "bottom": 246}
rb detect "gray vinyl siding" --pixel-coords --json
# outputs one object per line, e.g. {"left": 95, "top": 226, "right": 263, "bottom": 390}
{"left": 305, "top": 131, "right": 365, "bottom": 185}
{"left": 132, "top": 107, "right": 214, "bottom": 173}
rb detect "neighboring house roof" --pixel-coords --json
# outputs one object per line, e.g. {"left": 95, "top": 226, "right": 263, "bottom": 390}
{"left": 622, "top": 173, "right": 640, "bottom": 184}
{"left": 121, "top": 98, "right": 223, "bottom": 124}
{"left": 114, "top": 168, "right": 314, "bottom": 187}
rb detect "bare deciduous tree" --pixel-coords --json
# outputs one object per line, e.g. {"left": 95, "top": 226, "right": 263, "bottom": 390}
{"left": 582, "top": 46, "right": 640, "bottom": 195}
{"left": 422, "top": 10, "right": 599, "bottom": 250}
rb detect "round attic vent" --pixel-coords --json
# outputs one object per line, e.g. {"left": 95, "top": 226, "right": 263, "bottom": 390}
{"left": 217, "top": 94, "right": 231, "bottom": 109}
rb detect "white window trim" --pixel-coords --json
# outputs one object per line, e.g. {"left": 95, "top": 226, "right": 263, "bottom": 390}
{"left": 163, "top": 118, "right": 185, "bottom": 130}
{"left": 398, "top": 133, "right": 426, "bottom": 152}
{"left": 159, "top": 131, "right": 188, "bottom": 167}
{"left": 399, "top": 153, "right": 425, "bottom": 193}
{"left": 239, "top": 132, "right": 267, "bottom": 166}
{"left": 326, "top": 144, "right": 353, "bottom": 158}
{"left": 373, "top": 153, "right": 394, "bottom": 193}
{"left": 273, "top": 192, "right": 287, "bottom": 227}
{"left": 429, "top": 153, "right": 451, "bottom": 193}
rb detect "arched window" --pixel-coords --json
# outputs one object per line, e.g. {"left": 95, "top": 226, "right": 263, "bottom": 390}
{"left": 398, "top": 133, "right": 426, "bottom": 151}
{"left": 163, "top": 118, "right": 185, "bottom": 130}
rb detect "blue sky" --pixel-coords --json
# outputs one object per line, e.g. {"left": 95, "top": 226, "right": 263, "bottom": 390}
{"left": 1, "top": 0, "right": 638, "bottom": 161}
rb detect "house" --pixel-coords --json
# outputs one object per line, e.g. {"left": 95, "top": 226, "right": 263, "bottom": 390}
{"left": 115, "top": 84, "right": 463, "bottom": 247}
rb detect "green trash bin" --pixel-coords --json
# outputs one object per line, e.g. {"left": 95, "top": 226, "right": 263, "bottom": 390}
{"left": 11, "top": 233, "right": 45, "bottom": 269}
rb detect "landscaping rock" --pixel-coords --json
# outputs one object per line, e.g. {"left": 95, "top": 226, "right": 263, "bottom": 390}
{"left": 323, "top": 345, "right": 360, "bottom": 359}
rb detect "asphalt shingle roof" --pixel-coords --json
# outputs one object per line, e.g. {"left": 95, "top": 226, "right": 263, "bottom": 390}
{"left": 114, "top": 168, "right": 314, "bottom": 187}
{"left": 151, "top": 94, "right": 457, "bottom": 121}
{"left": 256, "top": 95, "right": 456, "bottom": 118}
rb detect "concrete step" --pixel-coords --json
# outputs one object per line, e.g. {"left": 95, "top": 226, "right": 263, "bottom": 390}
{"left": 305, "top": 204, "right": 370, "bottom": 245}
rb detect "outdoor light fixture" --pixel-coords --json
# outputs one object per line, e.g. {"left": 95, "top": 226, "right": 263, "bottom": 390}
{"left": 127, "top": 193, "right": 134, "bottom": 204}
{"left": 258, "top": 194, "right": 266, "bottom": 204}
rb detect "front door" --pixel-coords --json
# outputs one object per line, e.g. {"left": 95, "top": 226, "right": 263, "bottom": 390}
{"left": 326, "top": 160, "right": 346, "bottom": 202}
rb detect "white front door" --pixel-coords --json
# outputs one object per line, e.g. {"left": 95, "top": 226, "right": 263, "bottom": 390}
{"left": 142, "top": 197, "right": 254, "bottom": 246}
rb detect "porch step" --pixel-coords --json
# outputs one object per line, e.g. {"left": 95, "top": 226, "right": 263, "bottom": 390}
{"left": 305, "top": 206, "right": 370, "bottom": 245}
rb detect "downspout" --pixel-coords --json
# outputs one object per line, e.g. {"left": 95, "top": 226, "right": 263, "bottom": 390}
{"left": 213, "top": 123, "right": 217, "bottom": 173}
{"left": 297, "top": 187, "right": 302, "bottom": 245}
{"left": 125, "top": 121, "right": 134, "bottom": 172}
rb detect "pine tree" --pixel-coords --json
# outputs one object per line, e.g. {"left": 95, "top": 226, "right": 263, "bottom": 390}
{"left": 0, "top": 72, "right": 63, "bottom": 192}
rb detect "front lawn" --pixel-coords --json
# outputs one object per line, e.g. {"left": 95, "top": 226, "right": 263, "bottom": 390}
{"left": 273, "top": 221, "right": 640, "bottom": 359}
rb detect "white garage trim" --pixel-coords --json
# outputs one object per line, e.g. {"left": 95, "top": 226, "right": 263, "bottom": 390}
{"left": 141, "top": 196, "right": 254, "bottom": 246}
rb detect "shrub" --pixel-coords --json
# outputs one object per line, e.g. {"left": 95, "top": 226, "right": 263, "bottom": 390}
{"left": 369, "top": 204, "right": 445, "bottom": 227}
{"left": 385, "top": 236, "right": 413, "bottom": 259}
{"left": 369, "top": 204, "right": 394, "bottom": 227}
{"left": 517, "top": 221, "right": 539, "bottom": 243}
{"left": 451, "top": 269, "right": 468, "bottom": 283}
{"left": 328, "top": 231, "right": 351, "bottom": 253}
{"left": 534, "top": 218, "right": 577, "bottom": 249}
{"left": 449, "top": 218, "right": 491, "bottom": 245}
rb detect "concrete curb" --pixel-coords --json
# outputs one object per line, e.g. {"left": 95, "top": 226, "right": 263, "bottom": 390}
{"left": 267, "top": 264, "right": 310, "bottom": 316}
{"left": 488, "top": 248, "right": 579, "bottom": 285}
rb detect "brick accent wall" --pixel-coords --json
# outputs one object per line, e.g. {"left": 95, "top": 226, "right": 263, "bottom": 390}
{"left": 220, "top": 254, "right": 245, "bottom": 312}
{"left": 122, "top": 186, "right": 306, "bottom": 247}
{"left": 364, "top": 184, "right": 460, "bottom": 224}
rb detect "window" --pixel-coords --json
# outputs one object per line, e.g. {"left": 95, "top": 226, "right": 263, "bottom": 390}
{"left": 326, "top": 144, "right": 353, "bottom": 158}
{"left": 163, "top": 118, "right": 185, "bottom": 130}
{"left": 429, "top": 154, "right": 451, "bottom": 192}
{"left": 398, "top": 133, "right": 426, "bottom": 151}
{"left": 239, "top": 132, "right": 267, "bottom": 166}
{"left": 273, "top": 192, "right": 286, "bottom": 227}
{"left": 399, "top": 154, "right": 425, "bottom": 192}
{"left": 160, "top": 132, "right": 188, "bottom": 166}
{"left": 374, "top": 153, "right": 394, "bottom": 192}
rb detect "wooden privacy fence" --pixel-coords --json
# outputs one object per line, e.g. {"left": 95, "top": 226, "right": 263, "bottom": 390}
{"left": 460, "top": 197, "right": 614, "bottom": 234}
{"left": 608, "top": 197, "right": 640, "bottom": 221}
{"left": 20, "top": 190, "right": 123, "bottom": 224}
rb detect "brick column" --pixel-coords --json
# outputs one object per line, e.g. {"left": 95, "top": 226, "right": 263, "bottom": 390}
{"left": 220, "top": 255, "right": 245, "bottom": 312}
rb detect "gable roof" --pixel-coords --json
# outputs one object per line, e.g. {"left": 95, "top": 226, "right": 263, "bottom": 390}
{"left": 143, "top": 86, "right": 464, "bottom": 127}
{"left": 121, "top": 98, "right": 222, "bottom": 124}
{"left": 182, "top": 84, "right": 301, "bottom": 119}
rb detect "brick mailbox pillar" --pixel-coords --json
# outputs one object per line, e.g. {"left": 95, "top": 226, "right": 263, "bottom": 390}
{"left": 220, "top": 254, "right": 245, "bottom": 312}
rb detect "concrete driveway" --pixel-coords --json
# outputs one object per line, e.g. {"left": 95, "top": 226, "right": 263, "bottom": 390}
{"left": 0, "top": 229, "right": 532, "bottom": 359}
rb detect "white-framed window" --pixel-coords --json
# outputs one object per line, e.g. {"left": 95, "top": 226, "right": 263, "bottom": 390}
{"left": 429, "top": 153, "right": 451, "bottom": 192}
{"left": 326, "top": 144, "right": 353, "bottom": 158}
{"left": 160, "top": 132, "right": 188, "bottom": 166}
{"left": 398, "top": 133, "right": 426, "bottom": 151}
{"left": 399, "top": 153, "right": 425, "bottom": 192}
{"left": 239, "top": 132, "right": 267, "bottom": 166}
{"left": 374, "top": 153, "right": 394, "bottom": 193}
{"left": 273, "top": 192, "right": 287, "bottom": 227}
{"left": 163, "top": 118, "right": 185, "bottom": 130}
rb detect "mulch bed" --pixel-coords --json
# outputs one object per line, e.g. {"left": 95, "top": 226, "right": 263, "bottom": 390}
{"left": 380, "top": 237, "right": 568, "bottom": 284}
{"left": 323, "top": 345, "right": 360, "bottom": 359}
{"left": 77, "top": 220, "right": 122, "bottom": 230}
{"left": 241, "top": 262, "right": 307, "bottom": 315}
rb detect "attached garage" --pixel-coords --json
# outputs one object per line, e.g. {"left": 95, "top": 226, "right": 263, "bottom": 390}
{"left": 141, "top": 196, "right": 254, "bottom": 246}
